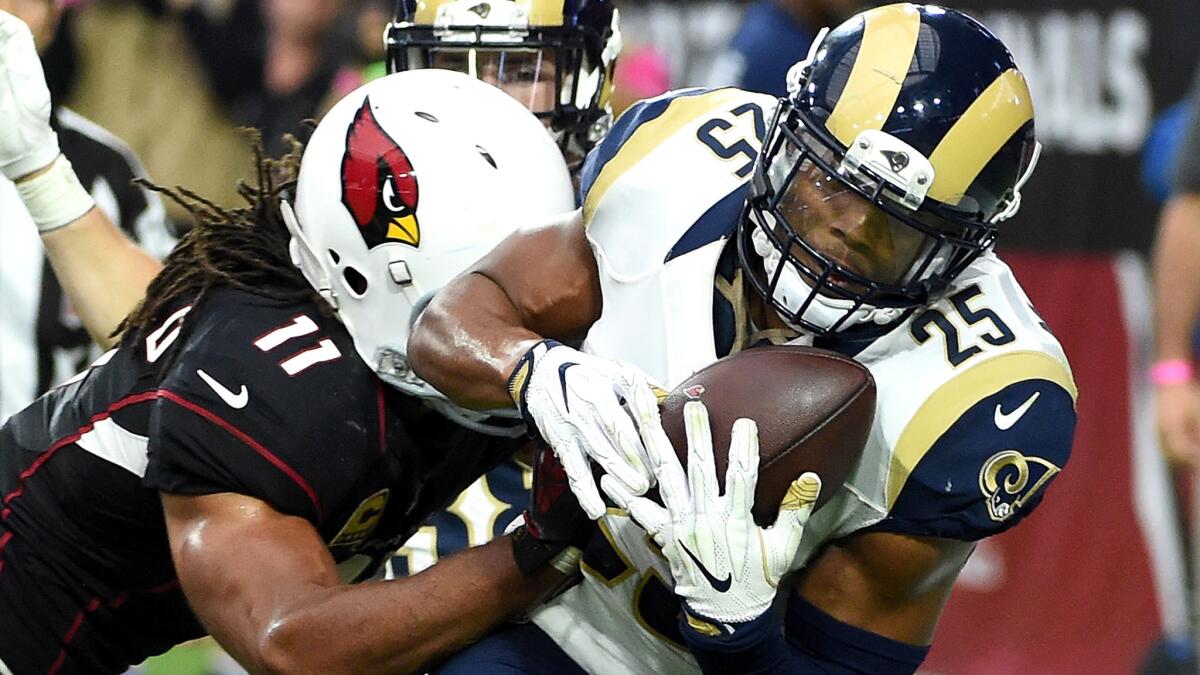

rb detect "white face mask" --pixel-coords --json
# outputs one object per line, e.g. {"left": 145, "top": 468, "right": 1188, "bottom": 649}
{"left": 750, "top": 226, "right": 906, "bottom": 333}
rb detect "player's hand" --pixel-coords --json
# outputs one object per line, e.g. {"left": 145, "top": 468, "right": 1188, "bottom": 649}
{"left": 604, "top": 401, "right": 821, "bottom": 624}
{"left": 0, "top": 10, "right": 60, "bottom": 181}
{"left": 510, "top": 443, "right": 594, "bottom": 578}
{"left": 1157, "top": 381, "right": 1200, "bottom": 468}
{"left": 510, "top": 339, "right": 664, "bottom": 519}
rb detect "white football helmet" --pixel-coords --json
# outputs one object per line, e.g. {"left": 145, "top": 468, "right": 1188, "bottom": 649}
{"left": 282, "top": 69, "right": 574, "bottom": 403}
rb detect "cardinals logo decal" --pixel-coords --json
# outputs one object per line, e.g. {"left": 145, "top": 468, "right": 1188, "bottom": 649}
{"left": 341, "top": 98, "right": 420, "bottom": 248}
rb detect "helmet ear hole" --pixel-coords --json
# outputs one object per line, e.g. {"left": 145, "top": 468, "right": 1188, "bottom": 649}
{"left": 342, "top": 266, "right": 369, "bottom": 297}
{"left": 327, "top": 249, "right": 341, "bottom": 265}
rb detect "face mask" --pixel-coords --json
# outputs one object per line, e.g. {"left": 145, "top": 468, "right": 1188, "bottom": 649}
{"left": 751, "top": 226, "right": 906, "bottom": 333}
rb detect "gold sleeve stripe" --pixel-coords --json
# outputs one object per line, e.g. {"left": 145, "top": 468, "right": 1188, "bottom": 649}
{"left": 927, "top": 69, "right": 1034, "bottom": 206}
{"left": 826, "top": 3, "right": 922, "bottom": 147}
{"left": 414, "top": 0, "right": 565, "bottom": 26}
{"left": 583, "top": 89, "right": 747, "bottom": 222}
{"left": 885, "top": 350, "right": 1076, "bottom": 509}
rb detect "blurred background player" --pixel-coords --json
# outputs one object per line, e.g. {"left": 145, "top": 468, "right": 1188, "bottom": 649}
{"left": 1152, "top": 64, "right": 1200, "bottom": 469}
{"left": 386, "top": 0, "right": 620, "bottom": 172}
{"left": 0, "top": 0, "right": 172, "bottom": 420}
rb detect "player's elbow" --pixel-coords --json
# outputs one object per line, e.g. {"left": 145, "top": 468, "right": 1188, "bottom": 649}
{"left": 255, "top": 616, "right": 334, "bottom": 675}
{"left": 255, "top": 619, "right": 303, "bottom": 675}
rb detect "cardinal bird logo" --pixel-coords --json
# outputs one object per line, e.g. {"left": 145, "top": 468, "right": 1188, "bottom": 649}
{"left": 340, "top": 98, "right": 420, "bottom": 248}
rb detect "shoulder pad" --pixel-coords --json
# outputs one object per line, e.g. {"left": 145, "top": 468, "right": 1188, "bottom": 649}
{"left": 873, "top": 351, "right": 1077, "bottom": 540}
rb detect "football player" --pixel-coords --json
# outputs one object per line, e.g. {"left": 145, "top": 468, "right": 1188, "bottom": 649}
{"left": 382, "top": 0, "right": 622, "bottom": 578}
{"left": 386, "top": 0, "right": 621, "bottom": 172}
{"left": 409, "top": 4, "right": 1078, "bottom": 673}
{"left": 0, "top": 13, "right": 590, "bottom": 672}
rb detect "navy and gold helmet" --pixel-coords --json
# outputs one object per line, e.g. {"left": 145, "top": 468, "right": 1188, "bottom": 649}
{"left": 386, "top": 1, "right": 621, "bottom": 169}
{"left": 739, "top": 3, "right": 1040, "bottom": 336}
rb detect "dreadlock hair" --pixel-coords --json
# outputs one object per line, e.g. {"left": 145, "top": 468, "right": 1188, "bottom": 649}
{"left": 115, "top": 131, "right": 326, "bottom": 369}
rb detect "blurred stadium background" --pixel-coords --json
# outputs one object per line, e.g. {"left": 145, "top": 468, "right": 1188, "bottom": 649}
{"left": 11, "top": 0, "right": 1200, "bottom": 672}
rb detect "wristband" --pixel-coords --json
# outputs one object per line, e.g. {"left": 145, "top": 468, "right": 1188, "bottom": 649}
{"left": 1151, "top": 359, "right": 1194, "bottom": 386}
{"left": 506, "top": 339, "right": 563, "bottom": 425}
{"left": 510, "top": 523, "right": 581, "bottom": 576}
{"left": 14, "top": 155, "right": 95, "bottom": 233}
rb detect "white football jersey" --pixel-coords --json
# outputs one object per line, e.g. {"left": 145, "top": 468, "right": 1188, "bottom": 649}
{"left": 532, "top": 88, "right": 1077, "bottom": 674}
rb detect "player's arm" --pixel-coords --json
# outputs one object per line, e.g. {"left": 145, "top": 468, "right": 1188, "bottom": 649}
{"left": 1151, "top": 192, "right": 1200, "bottom": 466}
{"left": 2, "top": 12, "right": 161, "bottom": 348}
{"left": 39, "top": 202, "right": 163, "bottom": 347}
{"left": 162, "top": 491, "right": 569, "bottom": 675}
{"left": 409, "top": 211, "right": 659, "bottom": 518}
{"left": 408, "top": 210, "right": 601, "bottom": 409}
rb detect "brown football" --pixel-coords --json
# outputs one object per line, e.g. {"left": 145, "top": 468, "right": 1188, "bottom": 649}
{"left": 659, "top": 345, "right": 876, "bottom": 527}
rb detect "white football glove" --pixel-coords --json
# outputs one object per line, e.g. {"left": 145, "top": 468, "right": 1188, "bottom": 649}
{"left": 510, "top": 340, "right": 668, "bottom": 519}
{"left": 604, "top": 401, "right": 821, "bottom": 625}
{"left": 0, "top": 11, "right": 93, "bottom": 231}
{"left": 0, "top": 11, "right": 59, "bottom": 181}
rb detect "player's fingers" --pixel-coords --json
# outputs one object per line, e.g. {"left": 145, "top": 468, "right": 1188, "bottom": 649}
{"left": 556, "top": 438, "right": 607, "bottom": 520}
{"left": 777, "top": 472, "right": 821, "bottom": 529}
{"left": 602, "top": 475, "right": 669, "bottom": 538}
{"left": 729, "top": 418, "right": 759, "bottom": 518}
{"left": 653, "top": 444, "right": 691, "bottom": 524}
{"left": 625, "top": 377, "right": 673, "bottom": 488}
{"left": 684, "top": 401, "right": 719, "bottom": 510}
{"left": 576, "top": 401, "right": 650, "bottom": 496}
{"left": 609, "top": 367, "right": 657, "bottom": 482}
{"left": 1162, "top": 425, "right": 1200, "bottom": 469}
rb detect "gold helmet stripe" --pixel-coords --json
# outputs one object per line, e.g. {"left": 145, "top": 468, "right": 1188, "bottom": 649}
{"left": 413, "top": 0, "right": 448, "bottom": 23}
{"left": 825, "top": 4, "right": 921, "bottom": 147}
{"left": 927, "top": 69, "right": 1034, "bottom": 206}
{"left": 414, "top": 0, "right": 565, "bottom": 26}
{"left": 884, "top": 350, "right": 1076, "bottom": 509}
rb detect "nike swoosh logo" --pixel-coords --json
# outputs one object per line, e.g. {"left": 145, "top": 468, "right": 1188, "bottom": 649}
{"left": 679, "top": 542, "right": 731, "bottom": 592}
{"left": 558, "top": 362, "right": 579, "bottom": 413}
{"left": 197, "top": 369, "right": 249, "bottom": 409}
{"left": 994, "top": 391, "right": 1040, "bottom": 431}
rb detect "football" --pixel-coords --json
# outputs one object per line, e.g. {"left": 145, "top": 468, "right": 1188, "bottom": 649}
{"left": 659, "top": 345, "right": 876, "bottom": 527}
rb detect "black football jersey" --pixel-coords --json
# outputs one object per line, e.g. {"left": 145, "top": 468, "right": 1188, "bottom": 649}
{"left": 0, "top": 288, "right": 518, "bottom": 674}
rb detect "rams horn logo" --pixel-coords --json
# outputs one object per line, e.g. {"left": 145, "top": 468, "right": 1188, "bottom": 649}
{"left": 341, "top": 98, "right": 421, "bottom": 248}
{"left": 978, "top": 449, "right": 1060, "bottom": 522}
{"left": 881, "top": 149, "right": 909, "bottom": 173}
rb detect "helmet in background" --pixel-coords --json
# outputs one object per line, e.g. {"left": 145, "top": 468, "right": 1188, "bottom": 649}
{"left": 386, "top": 0, "right": 622, "bottom": 168}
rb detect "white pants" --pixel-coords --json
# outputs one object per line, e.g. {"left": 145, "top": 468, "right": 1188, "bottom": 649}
{"left": 0, "top": 655, "right": 12, "bottom": 675}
